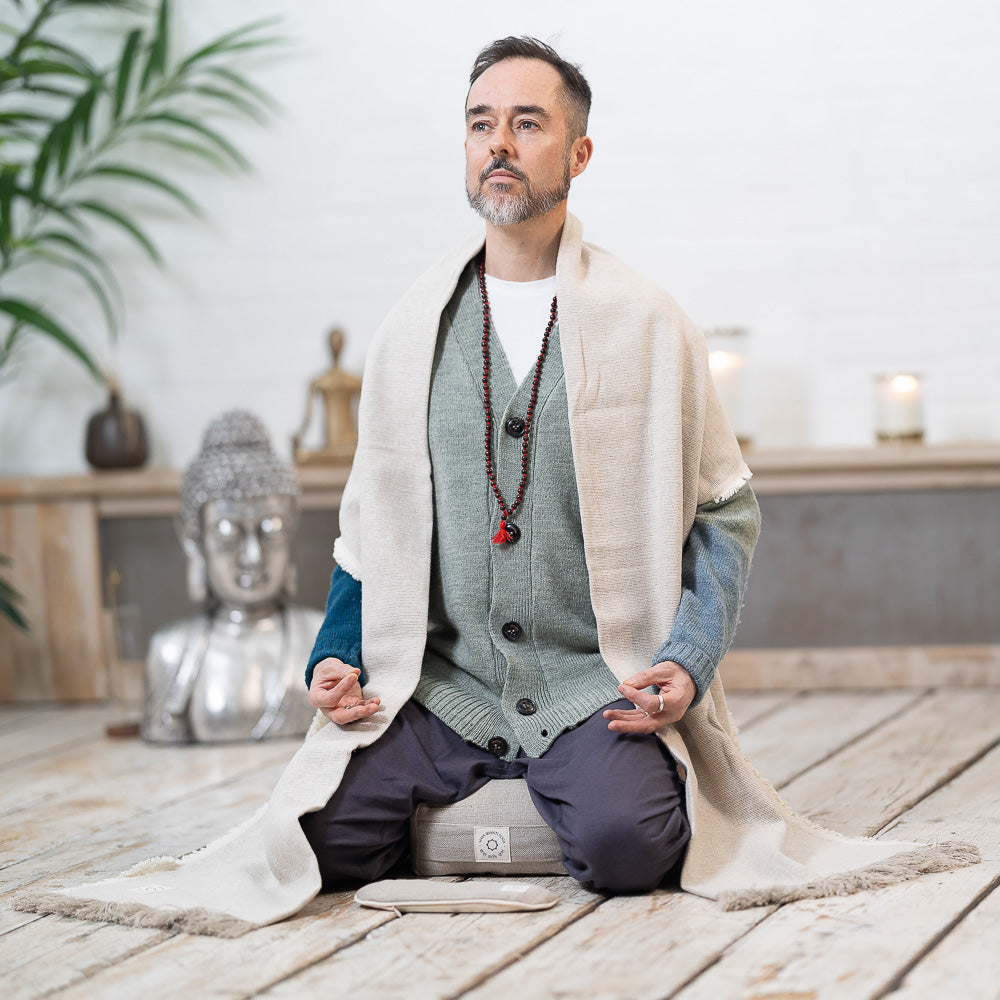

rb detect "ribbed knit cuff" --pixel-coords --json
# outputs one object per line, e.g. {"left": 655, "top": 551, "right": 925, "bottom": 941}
{"left": 305, "top": 565, "right": 365, "bottom": 689}
{"left": 653, "top": 640, "right": 717, "bottom": 708}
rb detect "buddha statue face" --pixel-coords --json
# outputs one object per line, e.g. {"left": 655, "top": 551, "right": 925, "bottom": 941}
{"left": 201, "top": 495, "right": 295, "bottom": 609}
{"left": 178, "top": 410, "right": 301, "bottom": 611}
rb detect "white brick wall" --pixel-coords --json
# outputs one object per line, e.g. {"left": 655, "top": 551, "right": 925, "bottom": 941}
{"left": 2, "top": 0, "right": 997, "bottom": 472}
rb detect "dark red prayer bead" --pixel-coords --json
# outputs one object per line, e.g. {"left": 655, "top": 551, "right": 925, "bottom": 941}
{"left": 477, "top": 256, "right": 557, "bottom": 545}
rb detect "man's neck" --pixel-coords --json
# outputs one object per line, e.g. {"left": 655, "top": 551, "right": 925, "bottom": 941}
{"left": 483, "top": 204, "right": 566, "bottom": 281}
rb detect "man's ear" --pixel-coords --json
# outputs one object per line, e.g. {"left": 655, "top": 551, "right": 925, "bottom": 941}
{"left": 569, "top": 136, "right": 593, "bottom": 179}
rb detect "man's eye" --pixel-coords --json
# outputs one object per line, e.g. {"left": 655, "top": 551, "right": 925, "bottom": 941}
{"left": 471, "top": 121, "right": 490, "bottom": 132}
{"left": 517, "top": 120, "right": 539, "bottom": 130}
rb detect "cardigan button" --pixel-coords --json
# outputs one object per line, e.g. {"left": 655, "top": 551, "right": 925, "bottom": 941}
{"left": 505, "top": 416, "right": 526, "bottom": 437}
{"left": 487, "top": 737, "right": 509, "bottom": 757}
{"left": 501, "top": 621, "right": 523, "bottom": 642}
{"left": 515, "top": 698, "right": 537, "bottom": 716}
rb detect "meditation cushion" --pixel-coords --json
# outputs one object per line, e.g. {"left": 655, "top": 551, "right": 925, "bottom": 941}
{"left": 410, "top": 778, "right": 567, "bottom": 875}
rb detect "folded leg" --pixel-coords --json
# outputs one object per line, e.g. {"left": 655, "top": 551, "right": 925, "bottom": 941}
{"left": 299, "top": 700, "right": 513, "bottom": 885}
{"left": 523, "top": 699, "right": 690, "bottom": 893}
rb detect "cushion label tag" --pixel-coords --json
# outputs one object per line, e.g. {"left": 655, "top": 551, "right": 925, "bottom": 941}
{"left": 474, "top": 826, "right": 511, "bottom": 863}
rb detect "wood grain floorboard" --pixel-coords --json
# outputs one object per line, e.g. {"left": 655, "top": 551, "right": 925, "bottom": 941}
{"left": 0, "top": 691, "right": 995, "bottom": 1000}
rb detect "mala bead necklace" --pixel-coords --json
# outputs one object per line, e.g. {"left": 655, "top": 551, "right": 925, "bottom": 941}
{"left": 477, "top": 256, "right": 558, "bottom": 545}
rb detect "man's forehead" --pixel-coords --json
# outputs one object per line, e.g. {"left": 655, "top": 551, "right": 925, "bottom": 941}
{"left": 465, "top": 57, "right": 564, "bottom": 112}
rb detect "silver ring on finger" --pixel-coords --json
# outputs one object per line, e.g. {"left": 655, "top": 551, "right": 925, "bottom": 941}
{"left": 656, "top": 693, "right": 664, "bottom": 714}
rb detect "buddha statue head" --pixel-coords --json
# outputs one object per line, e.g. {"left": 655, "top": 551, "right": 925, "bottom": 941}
{"left": 179, "top": 410, "right": 300, "bottom": 613}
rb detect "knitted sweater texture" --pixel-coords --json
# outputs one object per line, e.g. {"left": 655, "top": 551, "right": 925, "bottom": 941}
{"left": 415, "top": 262, "right": 620, "bottom": 756}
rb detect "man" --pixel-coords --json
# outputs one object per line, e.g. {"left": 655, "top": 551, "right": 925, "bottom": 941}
{"left": 299, "top": 36, "right": 759, "bottom": 894}
{"left": 29, "top": 37, "right": 973, "bottom": 935}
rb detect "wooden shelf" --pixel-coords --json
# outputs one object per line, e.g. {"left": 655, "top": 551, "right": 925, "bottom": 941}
{"left": 0, "top": 462, "right": 352, "bottom": 517}
{"left": 2, "top": 442, "right": 997, "bottom": 510}
{"left": 743, "top": 441, "right": 1000, "bottom": 494}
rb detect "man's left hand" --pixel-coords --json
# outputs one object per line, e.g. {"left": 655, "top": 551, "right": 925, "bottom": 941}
{"left": 604, "top": 661, "right": 696, "bottom": 734}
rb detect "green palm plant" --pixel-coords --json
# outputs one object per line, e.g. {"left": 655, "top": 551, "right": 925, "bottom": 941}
{"left": 0, "top": 554, "right": 27, "bottom": 629}
{"left": 0, "top": 0, "right": 281, "bottom": 378}
{"left": 0, "top": 0, "right": 281, "bottom": 631}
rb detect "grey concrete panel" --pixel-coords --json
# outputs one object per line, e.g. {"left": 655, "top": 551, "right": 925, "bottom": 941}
{"left": 735, "top": 488, "right": 1000, "bottom": 647}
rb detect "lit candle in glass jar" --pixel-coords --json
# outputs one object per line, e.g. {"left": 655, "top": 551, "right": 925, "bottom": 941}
{"left": 874, "top": 373, "right": 924, "bottom": 443}
{"left": 706, "top": 327, "right": 751, "bottom": 445}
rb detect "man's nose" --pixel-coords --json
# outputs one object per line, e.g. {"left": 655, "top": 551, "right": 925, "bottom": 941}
{"left": 490, "top": 124, "right": 513, "bottom": 157}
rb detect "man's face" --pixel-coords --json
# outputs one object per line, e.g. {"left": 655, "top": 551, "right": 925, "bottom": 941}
{"left": 465, "top": 57, "right": 585, "bottom": 227}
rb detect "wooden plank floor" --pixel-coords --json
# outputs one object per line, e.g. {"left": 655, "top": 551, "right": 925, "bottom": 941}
{"left": 1, "top": 688, "right": 998, "bottom": 1000}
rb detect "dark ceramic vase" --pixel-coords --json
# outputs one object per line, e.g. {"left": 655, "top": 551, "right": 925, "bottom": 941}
{"left": 85, "top": 390, "right": 149, "bottom": 469}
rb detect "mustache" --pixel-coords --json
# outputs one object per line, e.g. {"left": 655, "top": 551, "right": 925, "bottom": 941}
{"left": 479, "top": 158, "right": 529, "bottom": 185}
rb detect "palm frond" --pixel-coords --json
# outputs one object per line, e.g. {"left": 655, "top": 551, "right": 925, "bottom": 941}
{"left": 131, "top": 129, "right": 231, "bottom": 169}
{"left": 0, "top": 297, "right": 102, "bottom": 377}
{"left": 83, "top": 162, "right": 201, "bottom": 215}
{"left": 114, "top": 28, "right": 142, "bottom": 119}
{"left": 0, "top": 555, "right": 28, "bottom": 632}
{"left": 0, "top": 0, "right": 284, "bottom": 382}
{"left": 32, "top": 228, "right": 121, "bottom": 301}
{"left": 0, "top": 164, "right": 16, "bottom": 251}
{"left": 138, "top": 110, "right": 249, "bottom": 168}
{"left": 0, "top": 580, "right": 30, "bottom": 631}
{"left": 21, "top": 243, "right": 118, "bottom": 334}
{"left": 204, "top": 66, "right": 279, "bottom": 112}
{"left": 177, "top": 18, "right": 283, "bottom": 72}
{"left": 138, "top": 0, "right": 169, "bottom": 92}
{"left": 71, "top": 198, "right": 162, "bottom": 262}
{"left": 21, "top": 37, "right": 98, "bottom": 77}
{"left": 6, "top": 57, "right": 93, "bottom": 82}
{"left": 187, "top": 84, "right": 268, "bottom": 123}
{"left": 14, "top": 183, "right": 89, "bottom": 230}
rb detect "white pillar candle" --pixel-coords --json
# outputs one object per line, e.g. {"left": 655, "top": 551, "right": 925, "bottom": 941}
{"left": 706, "top": 327, "right": 751, "bottom": 444}
{"left": 874, "top": 373, "right": 924, "bottom": 442}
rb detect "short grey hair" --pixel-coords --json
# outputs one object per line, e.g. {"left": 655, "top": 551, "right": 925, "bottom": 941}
{"left": 469, "top": 36, "right": 592, "bottom": 140}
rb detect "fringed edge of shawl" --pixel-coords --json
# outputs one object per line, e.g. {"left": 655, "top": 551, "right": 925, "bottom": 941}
{"left": 711, "top": 471, "right": 753, "bottom": 506}
{"left": 118, "top": 855, "right": 182, "bottom": 877}
{"left": 10, "top": 889, "right": 260, "bottom": 938}
{"left": 717, "top": 838, "right": 982, "bottom": 911}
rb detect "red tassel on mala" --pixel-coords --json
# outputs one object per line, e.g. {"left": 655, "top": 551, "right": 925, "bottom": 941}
{"left": 491, "top": 520, "right": 513, "bottom": 545}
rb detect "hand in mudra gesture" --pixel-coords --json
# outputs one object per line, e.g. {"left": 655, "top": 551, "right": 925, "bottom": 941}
{"left": 603, "top": 660, "right": 696, "bottom": 734}
{"left": 309, "top": 657, "right": 381, "bottom": 725}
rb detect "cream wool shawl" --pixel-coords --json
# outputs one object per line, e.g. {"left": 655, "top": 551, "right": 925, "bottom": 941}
{"left": 18, "top": 215, "right": 977, "bottom": 936}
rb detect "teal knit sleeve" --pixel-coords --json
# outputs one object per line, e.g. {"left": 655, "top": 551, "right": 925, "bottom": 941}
{"left": 652, "top": 483, "right": 760, "bottom": 706}
{"left": 304, "top": 565, "right": 364, "bottom": 689}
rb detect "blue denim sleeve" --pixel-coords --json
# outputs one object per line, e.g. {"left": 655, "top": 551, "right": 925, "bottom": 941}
{"left": 652, "top": 483, "right": 760, "bottom": 707}
{"left": 304, "top": 564, "right": 364, "bottom": 689}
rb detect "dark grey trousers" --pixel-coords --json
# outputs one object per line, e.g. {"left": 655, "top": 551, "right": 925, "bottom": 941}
{"left": 299, "top": 698, "right": 690, "bottom": 894}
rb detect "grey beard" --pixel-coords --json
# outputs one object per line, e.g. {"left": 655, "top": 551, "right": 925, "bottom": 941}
{"left": 467, "top": 161, "right": 571, "bottom": 226}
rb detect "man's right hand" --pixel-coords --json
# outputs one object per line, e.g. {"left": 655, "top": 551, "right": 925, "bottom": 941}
{"left": 309, "top": 657, "right": 381, "bottom": 725}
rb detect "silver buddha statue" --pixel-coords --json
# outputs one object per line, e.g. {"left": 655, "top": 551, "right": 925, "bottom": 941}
{"left": 142, "top": 411, "right": 323, "bottom": 743}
